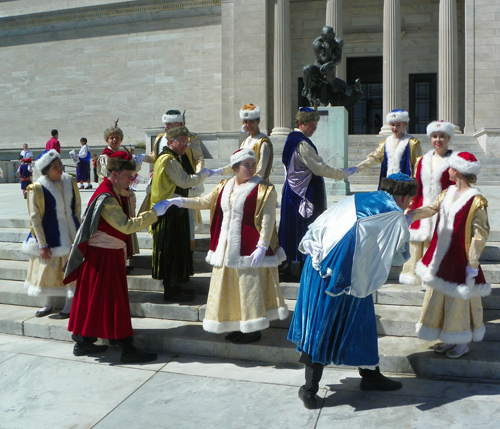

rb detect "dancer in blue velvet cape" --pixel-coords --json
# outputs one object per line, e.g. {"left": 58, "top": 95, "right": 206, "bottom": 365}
{"left": 288, "top": 173, "right": 417, "bottom": 409}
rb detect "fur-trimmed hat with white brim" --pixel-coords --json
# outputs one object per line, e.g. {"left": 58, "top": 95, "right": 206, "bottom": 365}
{"left": 230, "top": 148, "right": 257, "bottom": 168}
{"left": 386, "top": 109, "right": 409, "bottom": 124}
{"left": 35, "top": 149, "right": 60, "bottom": 172}
{"left": 239, "top": 104, "right": 261, "bottom": 120}
{"left": 426, "top": 120, "right": 455, "bottom": 138}
{"left": 448, "top": 152, "right": 481, "bottom": 176}
{"left": 162, "top": 109, "right": 184, "bottom": 124}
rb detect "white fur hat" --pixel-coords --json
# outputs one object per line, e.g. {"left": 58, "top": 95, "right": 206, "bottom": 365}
{"left": 448, "top": 152, "right": 481, "bottom": 175}
{"left": 426, "top": 121, "right": 455, "bottom": 138}
{"left": 230, "top": 148, "right": 257, "bottom": 167}
{"left": 35, "top": 149, "right": 60, "bottom": 172}
{"left": 239, "top": 104, "right": 261, "bottom": 120}
{"left": 162, "top": 110, "right": 183, "bottom": 124}
{"left": 386, "top": 109, "right": 409, "bottom": 124}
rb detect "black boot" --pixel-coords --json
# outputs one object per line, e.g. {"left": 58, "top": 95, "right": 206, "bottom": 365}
{"left": 117, "top": 336, "right": 158, "bottom": 364}
{"left": 279, "top": 261, "right": 300, "bottom": 282}
{"left": 358, "top": 366, "right": 402, "bottom": 391}
{"left": 298, "top": 353, "right": 324, "bottom": 409}
{"left": 72, "top": 334, "right": 108, "bottom": 356}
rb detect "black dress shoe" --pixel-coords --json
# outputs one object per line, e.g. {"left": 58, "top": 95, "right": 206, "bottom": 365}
{"left": 298, "top": 386, "right": 317, "bottom": 409}
{"left": 230, "top": 331, "right": 262, "bottom": 344}
{"left": 120, "top": 348, "right": 158, "bottom": 364}
{"left": 53, "top": 312, "right": 70, "bottom": 319}
{"left": 73, "top": 343, "right": 109, "bottom": 356}
{"left": 224, "top": 331, "right": 242, "bottom": 341}
{"left": 35, "top": 308, "right": 52, "bottom": 317}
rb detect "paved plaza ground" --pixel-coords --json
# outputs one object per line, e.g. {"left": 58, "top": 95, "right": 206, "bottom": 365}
{"left": 2, "top": 333, "right": 500, "bottom": 429}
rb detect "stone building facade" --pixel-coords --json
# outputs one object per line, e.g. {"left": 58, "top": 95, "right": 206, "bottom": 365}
{"left": 0, "top": 0, "right": 499, "bottom": 155}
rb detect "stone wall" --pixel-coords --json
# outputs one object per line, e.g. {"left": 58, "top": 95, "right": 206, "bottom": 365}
{"left": 0, "top": 1, "right": 223, "bottom": 150}
{"left": 464, "top": 0, "right": 500, "bottom": 135}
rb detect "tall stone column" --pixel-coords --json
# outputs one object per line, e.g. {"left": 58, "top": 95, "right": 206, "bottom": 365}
{"left": 439, "top": 0, "right": 460, "bottom": 132}
{"left": 326, "top": 0, "right": 345, "bottom": 80}
{"left": 380, "top": 0, "right": 401, "bottom": 135}
{"left": 271, "top": 0, "right": 292, "bottom": 136}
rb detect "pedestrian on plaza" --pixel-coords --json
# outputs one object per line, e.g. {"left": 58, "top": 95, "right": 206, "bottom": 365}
{"left": 288, "top": 173, "right": 417, "bottom": 409}
{"left": 64, "top": 151, "right": 170, "bottom": 363}
{"left": 222, "top": 104, "right": 273, "bottom": 181}
{"left": 22, "top": 149, "right": 81, "bottom": 319}
{"left": 409, "top": 152, "right": 490, "bottom": 359}
{"left": 75, "top": 137, "right": 92, "bottom": 190}
{"left": 19, "top": 143, "right": 33, "bottom": 160}
{"left": 278, "top": 107, "right": 357, "bottom": 282}
{"left": 164, "top": 148, "right": 288, "bottom": 343}
{"left": 45, "top": 129, "right": 61, "bottom": 154}
{"left": 400, "top": 121, "right": 456, "bottom": 286}
{"left": 17, "top": 158, "right": 32, "bottom": 198}
{"left": 149, "top": 126, "right": 215, "bottom": 302}
{"left": 354, "top": 109, "right": 422, "bottom": 188}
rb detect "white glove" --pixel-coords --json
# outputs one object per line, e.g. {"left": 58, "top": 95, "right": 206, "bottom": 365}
{"left": 211, "top": 168, "right": 224, "bottom": 176}
{"left": 466, "top": 266, "right": 479, "bottom": 281}
{"left": 250, "top": 246, "right": 267, "bottom": 268}
{"left": 343, "top": 167, "right": 358, "bottom": 180}
{"left": 152, "top": 200, "right": 170, "bottom": 216}
{"left": 152, "top": 198, "right": 183, "bottom": 216}
{"left": 200, "top": 168, "right": 215, "bottom": 178}
{"left": 302, "top": 239, "right": 322, "bottom": 257}
{"left": 405, "top": 214, "right": 413, "bottom": 227}
{"left": 134, "top": 154, "right": 146, "bottom": 164}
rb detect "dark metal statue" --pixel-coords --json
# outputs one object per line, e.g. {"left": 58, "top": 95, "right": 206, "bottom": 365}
{"left": 302, "top": 26, "right": 363, "bottom": 109}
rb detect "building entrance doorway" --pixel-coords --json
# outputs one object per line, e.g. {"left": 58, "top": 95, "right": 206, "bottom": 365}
{"left": 347, "top": 57, "right": 383, "bottom": 135}
{"left": 409, "top": 73, "right": 437, "bottom": 134}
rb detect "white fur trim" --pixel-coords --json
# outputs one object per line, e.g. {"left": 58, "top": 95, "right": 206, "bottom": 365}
{"left": 472, "top": 324, "right": 486, "bottom": 342}
{"left": 415, "top": 323, "right": 440, "bottom": 341}
{"left": 385, "top": 134, "right": 410, "bottom": 176}
{"left": 34, "top": 149, "right": 60, "bottom": 173}
{"left": 162, "top": 112, "right": 183, "bottom": 123}
{"left": 24, "top": 280, "right": 74, "bottom": 298}
{"left": 410, "top": 151, "right": 451, "bottom": 242}
{"left": 386, "top": 110, "right": 409, "bottom": 124}
{"left": 22, "top": 174, "right": 78, "bottom": 257}
{"left": 202, "top": 305, "right": 288, "bottom": 334}
{"left": 230, "top": 148, "right": 257, "bottom": 167}
{"left": 399, "top": 272, "right": 421, "bottom": 286}
{"left": 449, "top": 152, "right": 481, "bottom": 175}
{"left": 415, "top": 186, "right": 491, "bottom": 299}
{"left": 206, "top": 176, "right": 285, "bottom": 269}
{"left": 427, "top": 121, "right": 455, "bottom": 138}
{"left": 240, "top": 105, "right": 261, "bottom": 120}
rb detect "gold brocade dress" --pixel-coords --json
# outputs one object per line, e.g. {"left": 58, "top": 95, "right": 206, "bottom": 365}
{"left": 24, "top": 174, "right": 81, "bottom": 297}
{"left": 183, "top": 176, "right": 288, "bottom": 333}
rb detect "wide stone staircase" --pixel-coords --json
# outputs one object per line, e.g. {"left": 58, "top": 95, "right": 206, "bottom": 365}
{"left": 1, "top": 199, "right": 500, "bottom": 381}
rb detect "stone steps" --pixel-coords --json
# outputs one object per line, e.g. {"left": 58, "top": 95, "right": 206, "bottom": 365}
{"left": 1, "top": 302, "right": 500, "bottom": 381}
{"left": 2, "top": 204, "right": 500, "bottom": 380}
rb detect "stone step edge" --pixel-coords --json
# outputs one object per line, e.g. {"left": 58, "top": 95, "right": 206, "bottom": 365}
{"left": 1, "top": 303, "right": 500, "bottom": 381}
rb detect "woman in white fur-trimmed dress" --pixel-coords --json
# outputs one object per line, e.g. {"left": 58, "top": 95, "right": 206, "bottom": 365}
{"left": 400, "top": 121, "right": 455, "bottom": 286}
{"left": 23, "top": 150, "right": 81, "bottom": 318}
{"left": 165, "top": 148, "right": 288, "bottom": 344}
{"left": 409, "top": 151, "right": 490, "bottom": 359}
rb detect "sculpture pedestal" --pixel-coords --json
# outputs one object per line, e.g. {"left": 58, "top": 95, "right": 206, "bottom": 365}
{"left": 312, "top": 106, "right": 350, "bottom": 195}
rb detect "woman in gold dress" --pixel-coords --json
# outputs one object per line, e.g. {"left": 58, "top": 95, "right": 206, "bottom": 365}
{"left": 165, "top": 148, "right": 288, "bottom": 343}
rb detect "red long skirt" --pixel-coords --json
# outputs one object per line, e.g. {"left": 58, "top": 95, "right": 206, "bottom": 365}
{"left": 68, "top": 245, "right": 133, "bottom": 340}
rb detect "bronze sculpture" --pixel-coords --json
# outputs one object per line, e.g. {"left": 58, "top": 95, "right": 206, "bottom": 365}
{"left": 302, "top": 26, "right": 363, "bottom": 109}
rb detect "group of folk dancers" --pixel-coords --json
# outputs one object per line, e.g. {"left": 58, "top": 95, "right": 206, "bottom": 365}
{"left": 21, "top": 106, "right": 489, "bottom": 406}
